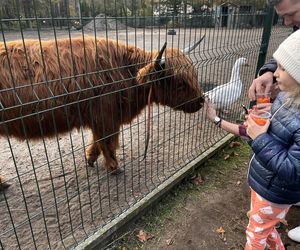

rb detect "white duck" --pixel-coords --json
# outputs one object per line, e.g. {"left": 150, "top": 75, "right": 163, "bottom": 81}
{"left": 205, "top": 57, "right": 248, "bottom": 110}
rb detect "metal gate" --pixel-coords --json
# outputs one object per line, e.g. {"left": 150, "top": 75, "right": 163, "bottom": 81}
{"left": 0, "top": 1, "right": 290, "bottom": 249}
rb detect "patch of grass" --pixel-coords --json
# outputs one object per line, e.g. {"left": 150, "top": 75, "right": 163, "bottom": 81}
{"left": 106, "top": 138, "right": 251, "bottom": 250}
{"left": 198, "top": 139, "right": 251, "bottom": 191}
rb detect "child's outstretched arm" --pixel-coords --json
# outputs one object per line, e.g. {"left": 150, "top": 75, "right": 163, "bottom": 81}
{"left": 205, "top": 99, "right": 244, "bottom": 136}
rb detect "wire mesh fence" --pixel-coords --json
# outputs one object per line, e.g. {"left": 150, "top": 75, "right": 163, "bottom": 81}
{"left": 0, "top": 0, "right": 291, "bottom": 249}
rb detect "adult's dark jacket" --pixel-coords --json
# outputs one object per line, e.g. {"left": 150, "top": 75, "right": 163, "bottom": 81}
{"left": 259, "top": 26, "right": 299, "bottom": 77}
{"left": 248, "top": 92, "right": 300, "bottom": 204}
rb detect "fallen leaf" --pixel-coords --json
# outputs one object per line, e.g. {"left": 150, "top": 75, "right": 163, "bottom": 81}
{"left": 224, "top": 154, "right": 230, "bottom": 160}
{"left": 236, "top": 180, "right": 241, "bottom": 186}
{"left": 137, "top": 230, "right": 154, "bottom": 242}
{"left": 166, "top": 238, "right": 173, "bottom": 245}
{"left": 193, "top": 174, "right": 203, "bottom": 186}
{"left": 216, "top": 227, "right": 225, "bottom": 234}
{"left": 216, "top": 226, "right": 226, "bottom": 239}
{"left": 230, "top": 141, "right": 241, "bottom": 148}
{"left": 137, "top": 230, "right": 147, "bottom": 242}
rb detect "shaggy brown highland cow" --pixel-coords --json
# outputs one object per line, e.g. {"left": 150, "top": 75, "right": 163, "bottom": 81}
{"left": 0, "top": 36, "right": 204, "bottom": 186}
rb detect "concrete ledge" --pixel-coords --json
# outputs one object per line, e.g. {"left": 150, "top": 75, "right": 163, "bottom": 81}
{"left": 74, "top": 134, "right": 235, "bottom": 250}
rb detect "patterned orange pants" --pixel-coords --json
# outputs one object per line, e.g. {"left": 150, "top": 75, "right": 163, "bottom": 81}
{"left": 245, "top": 189, "right": 291, "bottom": 250}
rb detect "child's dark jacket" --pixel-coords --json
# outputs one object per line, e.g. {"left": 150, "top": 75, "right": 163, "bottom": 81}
{"left": 248, "top": 92, "right": 300, "bottom": 204}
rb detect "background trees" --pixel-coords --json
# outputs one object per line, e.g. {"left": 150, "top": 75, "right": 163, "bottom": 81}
{"left": 0, "top": 0, "right": 267, "bottom": 29}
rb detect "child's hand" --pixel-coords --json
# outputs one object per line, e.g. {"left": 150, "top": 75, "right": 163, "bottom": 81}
{"left": 205, "top": 98, "right": 217, "bottom": 122}
{"left": 245, "top": 114, "right": 270, "bottom": 140}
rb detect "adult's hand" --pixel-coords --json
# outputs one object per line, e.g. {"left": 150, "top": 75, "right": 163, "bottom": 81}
{"left": 248, "top": 72, "right": 274, "bottom": 101}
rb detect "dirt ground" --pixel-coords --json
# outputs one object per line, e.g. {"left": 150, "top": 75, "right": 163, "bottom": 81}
{"left": 108, "top": 140, "right": 300, "bottom": 250}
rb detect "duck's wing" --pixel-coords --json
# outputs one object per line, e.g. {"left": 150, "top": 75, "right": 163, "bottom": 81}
{"left": 222, "top": 80, "right": 243, "bottom": 103}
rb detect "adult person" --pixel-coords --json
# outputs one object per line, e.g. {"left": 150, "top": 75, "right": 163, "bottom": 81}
{"left": 207, "top": 30, "right": 300, "bottom": 249}
{"left": 248, "top": 0, "right": 300, "bottom": 100}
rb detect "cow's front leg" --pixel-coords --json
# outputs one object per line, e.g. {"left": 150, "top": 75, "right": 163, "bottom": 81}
{"left": 99, "top": 134, "right": 121, "bottom": 173}
{"left": 0, "top": 175, "right": 10, "bottom": 191}
{"left": 85, "top": 135, "right": 101, "bottom": 167}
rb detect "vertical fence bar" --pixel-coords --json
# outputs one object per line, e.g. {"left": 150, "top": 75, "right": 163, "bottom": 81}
{"left": 255, "top": 5, "right": 275, "bottom": 76}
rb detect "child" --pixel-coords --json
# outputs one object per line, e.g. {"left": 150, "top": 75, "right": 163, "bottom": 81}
{"left": 206, "top": 29, "right": 300, "bottom": 249}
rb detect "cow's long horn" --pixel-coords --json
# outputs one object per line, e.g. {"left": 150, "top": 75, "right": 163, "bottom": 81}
{"left": 155, "top": 42, "right": 167, "bottom": 66}
{"left": 182, "top": 35, "right": 205, "bottom": 54}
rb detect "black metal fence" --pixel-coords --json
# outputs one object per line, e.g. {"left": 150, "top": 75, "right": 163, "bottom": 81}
{"left": 0, "top": 0, "right": 291, "bottom": 249}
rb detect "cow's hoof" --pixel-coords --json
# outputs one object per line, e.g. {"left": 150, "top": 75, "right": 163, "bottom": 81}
{"left": 110, "top": 168, "right": 124, "bottom": 175}
{"left": 87, "top": 158, "right": 95, "bottom": 167}
{"left": 0, "top": 182, "right": 11, "bottom": 191}
{"left": 86, "top": 154, "right": 96, "bottom": 167}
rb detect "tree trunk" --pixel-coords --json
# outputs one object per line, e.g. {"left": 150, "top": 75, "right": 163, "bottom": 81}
{"left": 23, "top": 0, "right": 33, "bottom": 29}
{"left": 76, "top": 0, "right": 82, "bottom": 25}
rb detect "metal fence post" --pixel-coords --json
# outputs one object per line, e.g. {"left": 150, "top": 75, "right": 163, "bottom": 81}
{"left": 255, "top": 5, "right": 275, "bottom": 76}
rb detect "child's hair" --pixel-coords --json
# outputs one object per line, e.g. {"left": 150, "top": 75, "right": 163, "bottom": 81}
{"left": 287, "top": 86, "right": 300, "bottom": 108}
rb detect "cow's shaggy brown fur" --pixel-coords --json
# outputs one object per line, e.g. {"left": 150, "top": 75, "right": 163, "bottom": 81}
{"left": 0, "top": 36, "right": 204, "bottom": 177}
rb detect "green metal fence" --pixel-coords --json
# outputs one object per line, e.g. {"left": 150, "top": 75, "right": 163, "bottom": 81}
{"left": 0, "top": 0, "right": 291, "bottom": 249}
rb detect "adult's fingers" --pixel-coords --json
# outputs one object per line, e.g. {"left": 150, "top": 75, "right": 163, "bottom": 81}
{"left": 248, "top": 78, "right": 264, "bottom": 100}
{"left": 248, "top": 80, "right": 257, "bottom": 100}
{"left": 262, "top": 72, "right": 274, "bottom": 94}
